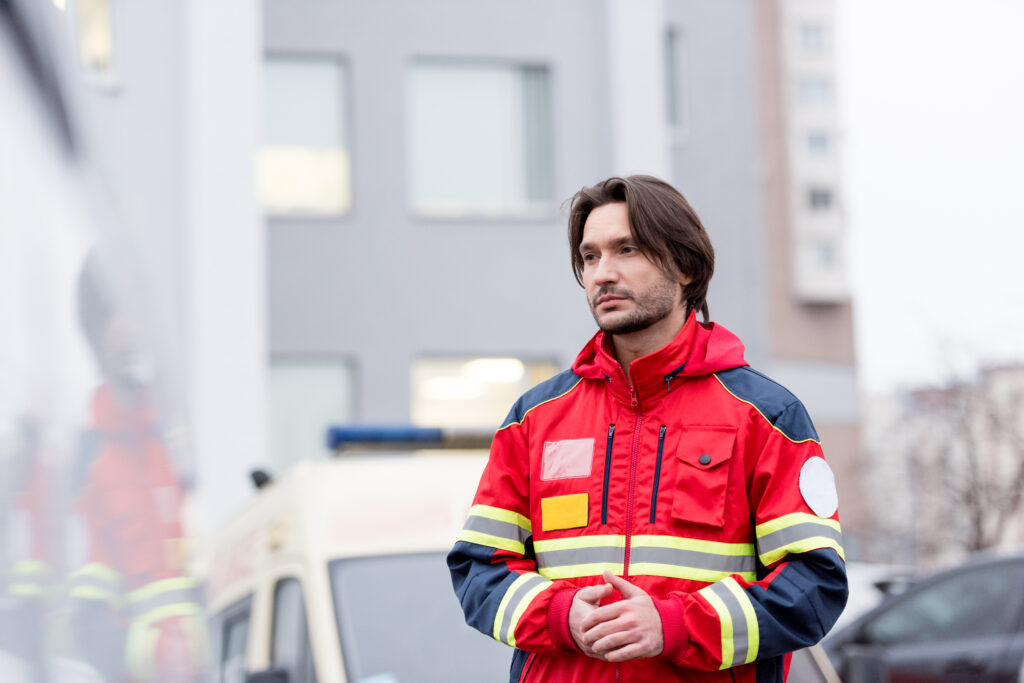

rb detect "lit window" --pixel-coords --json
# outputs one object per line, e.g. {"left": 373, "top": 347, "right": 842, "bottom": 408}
{"left": 806, "top": 132, "right": 830, "bottom": 155}
{"left": 75, "top": 0, "right": 114, "bottom": 75}
{"left": 798, "top": 78, "right": 831, "bottom": 105}
{"left": 664, "top": 29, "right": 687, "bottom": 132}
{"left": 808, "top": 187, "right": 833, "bottom": 210}
{"left": 799, "top": 23, "right": 826, "bottom": 52}
{"left": 260, "top": 56, "right": 351, "bottom": 216}
{"left": 411, "top": 357, "right": 558, "bottom": 428}
{"left": 270, "top": 358, "right": 354, "bottom": 466}
{"left": 408, "top": 61, "right": 552, "bottom": 217}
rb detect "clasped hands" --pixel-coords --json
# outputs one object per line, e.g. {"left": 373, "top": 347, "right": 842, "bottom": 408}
{"left": 569, "top": 570, "right": 664, "bottom": 662}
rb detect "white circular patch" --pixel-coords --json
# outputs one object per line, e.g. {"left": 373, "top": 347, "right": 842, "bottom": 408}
{"left": 799, "top": 456, "right": 839, "bottom": 518}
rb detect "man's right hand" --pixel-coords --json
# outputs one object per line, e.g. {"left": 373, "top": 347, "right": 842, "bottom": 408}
{"left": 569, "top": 582, "right": 614, "bottom": 658}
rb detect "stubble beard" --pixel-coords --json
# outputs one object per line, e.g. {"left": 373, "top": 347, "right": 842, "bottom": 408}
{"left": 589, "top": 279, "right": 681, "bottom": 335}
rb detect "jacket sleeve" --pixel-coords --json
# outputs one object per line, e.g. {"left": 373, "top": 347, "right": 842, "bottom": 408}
{"left": 654, "top": 401, "right": 849, "bottom": 670}
{"left": 447, "top": 419, "right": 581, "bottom": 654}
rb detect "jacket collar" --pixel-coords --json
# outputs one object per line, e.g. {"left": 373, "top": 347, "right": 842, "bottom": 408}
{"left": 572, "top": 310, "right": 748, "bottom": 407}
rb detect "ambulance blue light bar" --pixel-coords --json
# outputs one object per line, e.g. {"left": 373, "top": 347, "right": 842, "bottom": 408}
{"left": 326, "top": 425, "right": 493, "bottom": 452}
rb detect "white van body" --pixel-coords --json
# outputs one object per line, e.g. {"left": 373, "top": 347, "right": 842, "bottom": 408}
{"left": 205, "top": 454, "right": 511, "bottom": 683}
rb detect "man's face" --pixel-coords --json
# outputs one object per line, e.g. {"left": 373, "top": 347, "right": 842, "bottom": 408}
{"left": 579, "top": 202, "right": 688, "bottom": 335}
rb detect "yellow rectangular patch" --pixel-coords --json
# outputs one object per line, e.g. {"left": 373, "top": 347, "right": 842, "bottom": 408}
{"left": 541, "top": 493, "right": 589, "bottom": 531}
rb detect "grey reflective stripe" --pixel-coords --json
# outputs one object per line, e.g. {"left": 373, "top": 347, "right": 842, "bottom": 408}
{"left": 497, "top": 574, "right": 548, "bottom": 644}
{"left": 128, "top": 586, "right": 202, "bottom": 619}
{"left": 707, "top": 582, "right": 750, "bottom": 667}
{"left": 757, "top": 522, "right": 843, "bottom": 556}
{"left": 535, "top": 545, "right": 623, "bottom": 570}
{"left": 464, "top": 515, "right": 531, "bottom": 546}
{"left": 629, "top": 547, "right": 756, "bottom": 573}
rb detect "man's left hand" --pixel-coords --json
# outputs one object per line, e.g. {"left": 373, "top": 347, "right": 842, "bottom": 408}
{"left": 580, "top": 571, "right": 664, "bottom": 662}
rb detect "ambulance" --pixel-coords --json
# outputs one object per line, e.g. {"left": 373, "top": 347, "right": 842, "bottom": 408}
{"left": 204, "top": 428, "right": 510, "bottom": 683}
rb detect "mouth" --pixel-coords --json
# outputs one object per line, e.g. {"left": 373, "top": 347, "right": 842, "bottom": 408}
{"left": 594, "top": 294, "right": 629, "bottom": 308}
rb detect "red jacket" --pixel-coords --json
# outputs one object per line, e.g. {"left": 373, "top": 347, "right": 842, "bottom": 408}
{"left": 449, "top": 313, "right": 848, "bottom": 682}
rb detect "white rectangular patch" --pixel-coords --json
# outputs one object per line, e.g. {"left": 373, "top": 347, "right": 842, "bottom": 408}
{"left": 541, "top": 438, "right": 594, "bottom": 481}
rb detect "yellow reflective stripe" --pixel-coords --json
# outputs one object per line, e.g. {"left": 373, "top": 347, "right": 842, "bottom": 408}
{"left": 70, "top": 562, "right": 122, "bottom": 584}
{"left": 756, "top": 513, "right": 840, "bottom": 537}
{"left": 457, "top": 529, "right": 525, "bottom": 555}
{"left": 761, "top": 538, "right": 846, "bottom": 566}
{"left": 10, "top": 583, "right": 46, "bottom": 597}
{"left": 492, "top": 573, "right": 551, "bottom": 645}
{"left": 127, "top": 576, "right": 197, "bottom": 604}
{"left": 631, "top": 535, "right": 755, "bottom": 555}
{"left": 69, "top": 585, "right": 121, "bottom": 603}
{"left": 723, "top": 579, "right": 759, "bottom": 664}
{"left": 133, "top": 601, "right": 203, "bottom": 629}
{"left": 626, "top": 563, "right": 756, "bottom": 583}
{"left": 539, "top": 562, "right": 625, "bottom": 580}
{"left": 756, "top": 513, "right": 845, "bottom": 566}
{"left": 469, "top": 504, "right": 532, "bottom": 532}
{"left": 506, "top": 581, "right": 551, "bottom": 648}
{"left": 12, "top": 560, "right": 50, "bottom": 575}
{"left": 533, "top": 534, "right": 625, "bottom": 552}
{"left": 699, "top": 584, "right": 734, "bottom": 669}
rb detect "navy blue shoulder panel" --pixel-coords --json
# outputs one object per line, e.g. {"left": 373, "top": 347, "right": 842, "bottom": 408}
{"left": 715, "top": 366, "right": 819, "bottom": 443}
{"left": 499, "top": 369, "right": 582, "bottom": 429}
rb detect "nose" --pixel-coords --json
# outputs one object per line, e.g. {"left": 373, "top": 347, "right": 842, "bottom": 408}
{"left": 592, "top": 254, "right": 619, "bottom": 284}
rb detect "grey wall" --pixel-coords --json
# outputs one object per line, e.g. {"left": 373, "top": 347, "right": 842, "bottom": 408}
{"left": 665, "top": 0, "right": 769, "bottom": 369}
{"left": 264, "top": 0, "right": 616, "bottom": 421}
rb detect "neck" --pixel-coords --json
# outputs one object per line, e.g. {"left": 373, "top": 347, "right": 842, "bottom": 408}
{"left": 612, "top": 306, "right": 690, "bottom": 384}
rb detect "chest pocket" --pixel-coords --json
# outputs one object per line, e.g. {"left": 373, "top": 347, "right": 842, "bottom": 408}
{"left": 671, "top": 426, "right": 736, "bottom": 527}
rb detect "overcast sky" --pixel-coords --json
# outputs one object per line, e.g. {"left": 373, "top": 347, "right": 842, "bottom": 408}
{"left": 838, "top": 0, "right": 1024, "bottom": 394}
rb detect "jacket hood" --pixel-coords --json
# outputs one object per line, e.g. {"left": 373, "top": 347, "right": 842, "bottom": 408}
{"left": 571, "top": 309, "right": 748, "bottom": 401}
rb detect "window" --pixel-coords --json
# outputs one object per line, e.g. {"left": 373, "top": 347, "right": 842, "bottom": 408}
{"left": 270, "top": 358, "right": 354, "bottom": 466}
{"left": 808, "top": 187, "right": 833, "bottom": 211}
{"left": 797, "top": 77, "right": 831, "bottom": 105}
{"left": 330, "top": 553, "right": 511, "bottom": 682}
{"left": 664, "top": 29, "right": 687, "bottom": 133}
{"left": 272, "top": 579, "right": 317, "bottom": 683}
{"left": 411, "top": 357, "right": 558, "bottom": 428}
{"left": 806, "top": 131, "right": 830, "bottom": 156}
{"left": 260, "top": 56, "right": 351, "bottom": 216}
{"left": 408, "top": 61, "right": 552, "bottom": 217}
{"left": 75, "top": 0, "right": 114, "bottom": 76}
{"left": 215, "top": 597, "right": 252, "bottom": 683}
{"left": 863, "top": 562, "right": 1024, "bottom": 645}
{"left": 799, "top": 22, "right": 827, "bottom": 53}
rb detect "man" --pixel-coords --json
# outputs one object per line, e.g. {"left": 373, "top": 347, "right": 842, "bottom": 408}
{"left": 448, "top": 175, "right": 848, "bottom": 682}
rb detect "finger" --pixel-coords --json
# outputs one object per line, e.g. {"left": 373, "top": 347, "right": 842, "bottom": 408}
{"left": 589, "top": 626, "right": 634, "bottom": 655}
{"left": 576, "top": 583, "right": 612, "bottom": 605}
{"left": 580, "top": 602, "right": 626, "bottom": 631}
{"left": 603, "top": 571, "right": 645, "bottom": 599}
{"left": 602, "top": 641, "right": 652, "bottom": 663}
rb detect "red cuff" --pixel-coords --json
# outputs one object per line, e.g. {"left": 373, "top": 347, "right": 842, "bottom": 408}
{"left": 654, "top": 594, "right": 689, "bottom": 664}
{"left": 547, "top": 586, "right": 582, "bottom": 652}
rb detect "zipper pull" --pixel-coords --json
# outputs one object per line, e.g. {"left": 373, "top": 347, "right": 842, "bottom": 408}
{"left": 630, "top": 386, "right": 639, "bottom": 410}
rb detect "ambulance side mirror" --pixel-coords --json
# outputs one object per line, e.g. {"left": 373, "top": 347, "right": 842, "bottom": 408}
{"left": 246, "top": 668, "right": 288, "bottom": 683}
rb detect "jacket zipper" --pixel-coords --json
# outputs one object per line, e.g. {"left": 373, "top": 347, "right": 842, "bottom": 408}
{"left": 601, "top": 424, "right": 615, "bottom": 525}
{"left": 623, "top": 385, "right": 643, "bottom": 579}
{"left": 650, "top": 425, "right": 667, "bottom": 524}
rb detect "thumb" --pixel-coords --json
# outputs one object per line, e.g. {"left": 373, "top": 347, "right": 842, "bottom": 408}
{"left": 603, "top": 571, "right": 646, "bottom": 599}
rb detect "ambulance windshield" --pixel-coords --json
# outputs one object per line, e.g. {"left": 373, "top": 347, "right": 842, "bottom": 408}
{"left": 330, "top": 553, "right": 511, "bottom": 682}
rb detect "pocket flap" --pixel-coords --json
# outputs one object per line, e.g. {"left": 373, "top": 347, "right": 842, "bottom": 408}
{"left": 677, "top": 427, "right": 736, "bottom": 470}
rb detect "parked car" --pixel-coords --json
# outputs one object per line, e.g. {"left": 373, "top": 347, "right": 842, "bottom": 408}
{"left": 823, "top": 552, "right": 1024, "bottom": 682}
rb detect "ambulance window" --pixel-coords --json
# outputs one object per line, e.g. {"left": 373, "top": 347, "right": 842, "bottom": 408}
{"left": 271, "top": 578, "right": 318, "bottom": 683}
{"left": 217, "top": 596, "right": 252, "bottom": 683}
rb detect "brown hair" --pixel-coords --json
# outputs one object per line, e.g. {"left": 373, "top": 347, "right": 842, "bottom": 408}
{"left": 568, "top": 175, "right": 715, "bottom": 321}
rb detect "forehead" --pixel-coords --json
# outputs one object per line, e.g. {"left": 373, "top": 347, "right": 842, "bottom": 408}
{"left": 581, "top": 202, "right": 631, "bottom": 245}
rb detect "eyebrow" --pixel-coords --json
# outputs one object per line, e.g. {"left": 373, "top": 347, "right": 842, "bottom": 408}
{"left": 579, "top": 236, "right": 635, "bottom": 255}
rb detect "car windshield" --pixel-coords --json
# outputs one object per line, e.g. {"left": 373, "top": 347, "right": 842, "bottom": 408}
{"left": 329, "top": 553, "right": 512, "bottom": 683}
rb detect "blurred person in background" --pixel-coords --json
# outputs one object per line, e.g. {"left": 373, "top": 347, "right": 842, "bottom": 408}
{"left": 449, "top": 175, "right": 848, "bottom": 682}
{"left": 65, "top": 254, "right": 206, "bottom": 683}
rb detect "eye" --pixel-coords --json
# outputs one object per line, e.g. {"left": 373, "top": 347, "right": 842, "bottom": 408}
{"left": 582, "top": 252, "right": 598, "bottom": 264}
{"left": 621, "top": 245, "right": 639, "bottom": 255}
